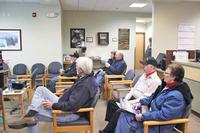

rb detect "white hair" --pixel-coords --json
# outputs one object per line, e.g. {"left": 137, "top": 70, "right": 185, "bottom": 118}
{"left": 76, "top": 57, "right": 93, "bottom": 74}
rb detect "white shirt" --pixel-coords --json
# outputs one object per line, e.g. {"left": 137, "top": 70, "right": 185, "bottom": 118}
{"left": 124, "top": 71, "right": 161, "bottom": 101}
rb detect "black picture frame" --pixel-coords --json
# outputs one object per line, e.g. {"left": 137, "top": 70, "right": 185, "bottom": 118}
{"left": 70, "top": 28, "right": 85, "bottom": 48}
{"left": 0, "top": 29, "right": 22, "bottom": 51}
{"left": 98, "top": 32, "right": 109, "bottom": 45}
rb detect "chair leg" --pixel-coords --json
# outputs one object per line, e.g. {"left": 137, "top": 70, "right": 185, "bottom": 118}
{"left": 2, "top": 96, "right": 6, "bottom": 131}
{"left": 42, "top": 78, "right": 45, "bottom": 86}
{"left": 90, "top": 128, "right": 94, "bottom": 133}
{"left": 2, "top": 111, "right": 6, "bottom": 131}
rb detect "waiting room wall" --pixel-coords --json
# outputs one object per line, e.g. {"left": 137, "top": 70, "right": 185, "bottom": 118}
{"left": 153, "top": 2, "right": 200, "bottom": 57}
{"left": 62, "top": 11, "right": 151, "bottom": 70}
{"left": 136, "top": 22, "right": 152, "bottom": 51}
{"left": 0, "top": 2, "right": 62, "bottom": 70}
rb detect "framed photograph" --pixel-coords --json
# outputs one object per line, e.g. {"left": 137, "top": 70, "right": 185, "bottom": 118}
{"left": 70, "top": 28, "right": 85, "bottom": 48}
{"left": 0, "top": 29, "right": 22, "bottom": 51}
{"left": 98, "top": 32, "right": 109, "bottom": 45}
{"left": 86, "top": 37, "right": 93, "bottom": 43}
{"left": 118, "top": 29, "right": 130, "bottom": 50}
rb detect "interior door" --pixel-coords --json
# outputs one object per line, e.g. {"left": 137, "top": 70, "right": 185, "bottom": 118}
{"left": 135, "top": 33, "right": 145, "bottom": 69}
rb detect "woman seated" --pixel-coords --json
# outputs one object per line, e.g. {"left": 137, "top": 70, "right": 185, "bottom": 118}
{"left": 115, "top": 64, "right": 193, "bottom": 133}
{"left": 8, "top": 57, "right": 99, "bottom": 133}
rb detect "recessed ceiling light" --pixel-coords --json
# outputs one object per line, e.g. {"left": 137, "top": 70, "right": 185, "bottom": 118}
{"left": 129, "top": 3, "right": 147, "bottom": 8}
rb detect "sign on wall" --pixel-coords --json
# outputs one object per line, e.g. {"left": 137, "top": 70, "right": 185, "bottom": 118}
{"left": 177, "top": 24, "right": 195, "bottom": 50}
{"left": 118, "top": 28, "right": 130, "bottom": 50}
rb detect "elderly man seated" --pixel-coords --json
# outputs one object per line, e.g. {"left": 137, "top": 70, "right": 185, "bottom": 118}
{"left": 95, "top": 51, "right": 127, "bottom": 91}
{"left": 99, "top": 57, "right": 161, "bottom": 133}
{"left": 8, "top": 57, "right": 99, "bottom": 133}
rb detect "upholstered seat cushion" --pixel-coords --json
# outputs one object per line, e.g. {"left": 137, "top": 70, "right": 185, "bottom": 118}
{"left": 57, "top": 117, "right": 89, "bottom": 126}
{"left": 46, "top": 74, "right": 59, "bottom": 78}
{"left": 8, "top": 74, "right": 17, "bottom": 79}
{"left": 13, "top": 64, "right": 27, "bottom": 75}
{"left": 36, "top": 74, "right": 44, "bottom": 78}
{"left": 48, "top": 62, "right": 62, "bottom": 74}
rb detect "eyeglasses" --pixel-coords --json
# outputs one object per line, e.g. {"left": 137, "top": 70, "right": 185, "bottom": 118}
{"left": 164, "top": 71, "right": 170, "bottom": 75}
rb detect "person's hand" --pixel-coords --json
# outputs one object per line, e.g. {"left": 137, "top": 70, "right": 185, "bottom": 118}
{"left": 135, "top": 113, "right": 142, "bottom": 121}
{"left": 59, "top": 69, "right": 64, "bottom": 74}
{"left": 42, "top": 100, "right": 53, "bottom": 109}
{"left": 132, "top": 102, "right": 141, "bottom": 110}
{"left": 105, "top": 62, "right": 110, "bottom": 68}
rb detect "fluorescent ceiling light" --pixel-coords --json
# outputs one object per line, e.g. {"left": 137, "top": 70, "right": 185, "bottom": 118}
{"left": 129, "top": 3, "right": 147, "bottom": 8}
{"left": 136, "top": 19, "right": 145, "bottom": 23}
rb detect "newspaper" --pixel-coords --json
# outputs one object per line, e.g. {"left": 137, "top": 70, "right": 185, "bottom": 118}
{"left": 116, "top": 98, "right": 140, "bottom": 115}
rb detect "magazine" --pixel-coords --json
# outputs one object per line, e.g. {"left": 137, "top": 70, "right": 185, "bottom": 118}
{"left": 116, "top": 98, "right": 140, "bottom": 115}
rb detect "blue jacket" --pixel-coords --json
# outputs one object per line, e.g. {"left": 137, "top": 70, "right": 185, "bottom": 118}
{"left": 52, "top": 73, "right": 99, "bottom": 112}
{"left": 115, "top": 82, "right": 192, "bottom": 133}
{"left": 106, "top": 59, "right": 127, "bottom": 75}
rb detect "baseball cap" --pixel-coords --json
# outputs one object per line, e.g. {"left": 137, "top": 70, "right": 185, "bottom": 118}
{"left": 70, "top": 52, "right": 79, "bottom": 58}
{"left": 140, "top": 57, "right": 157, "bottom": 67}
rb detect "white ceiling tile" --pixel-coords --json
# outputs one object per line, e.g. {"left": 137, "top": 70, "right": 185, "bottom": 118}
{"left": 60, "top": 0, "right": 152, "bottom": 12}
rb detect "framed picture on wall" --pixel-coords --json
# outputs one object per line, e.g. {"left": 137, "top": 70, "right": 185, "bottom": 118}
{"left": 70, "top": 28, "right": 85, "bottom": 48}
{"left": 0, "top": 29, "right": 22, "bottom": 51}
{"left": 118, "top": 28, "right": 130, "bottom": 50}
{"left": 86, "top": 37, "right": 93, "bottom": 43}
{"left": 98, "top": 32, "right": 109, "bottom": 45}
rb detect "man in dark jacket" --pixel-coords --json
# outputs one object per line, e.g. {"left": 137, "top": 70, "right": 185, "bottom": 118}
{"left": 96, "top": 51, "right": 127, "bottom": 90}
{"left": 49, "top": 52, "right": 79, "bottom": 93}
{"left": 8, "top": 57, "right": 99, "bottom": 132}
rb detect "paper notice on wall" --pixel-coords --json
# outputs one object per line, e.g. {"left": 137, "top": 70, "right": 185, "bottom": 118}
{"left": 177, "top": 24, "right": 195, "bottom": 50}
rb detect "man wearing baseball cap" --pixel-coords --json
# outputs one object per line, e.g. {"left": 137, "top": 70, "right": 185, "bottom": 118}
{"left": 100, "top": 57, "right": 161, "bottom": 133}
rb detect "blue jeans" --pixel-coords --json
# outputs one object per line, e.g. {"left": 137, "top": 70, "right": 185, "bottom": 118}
{"left": 115, "top": 112, "right": 143, "bottom": 133}
{"left": 49, "top": 76, "right": 58, "bottom": 93}
{"left": 95, "top": 71, "right": 105, "bottom": 91}
{"left": 27, "top": 86, "right": 80, "bottom": 133}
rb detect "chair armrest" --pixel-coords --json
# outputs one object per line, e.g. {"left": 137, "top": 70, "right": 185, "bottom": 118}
{"left": 57, "top": 76, "right": 77, "bottom": 80}
{"left": 143, "top": 118, "right": 189, "bottom": 133}
{"left": 115, "top": 88, "right": 131, "bottom": 92}
{"left": 105, "top": 75, "right": 125, "bottom": 79}
{"left": 16, "top": 75, "right": 31, "bottom": 79}
{"left": 110, "top": 80, "right": 133, "bottom": 85}
{"left": 143, "top": 118, "right": 189, "bottom": 126}
{"left": 53, "top": 108, "right": 94, "bottom": 114}
{"left": 56, "top": 82, "right": 74, "bottom": 85}
{"left": 55, "top": 92, "right": 64, "bottom": 96}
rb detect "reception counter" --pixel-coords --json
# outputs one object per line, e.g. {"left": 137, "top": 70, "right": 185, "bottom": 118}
{"left": 172, "top": 61, "right": 200, "bottom": 115}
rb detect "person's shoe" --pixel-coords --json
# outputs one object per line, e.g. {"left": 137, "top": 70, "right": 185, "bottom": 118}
{"left": 99, "top": 129, "right": 105, "bottom": 133}
{"left": 8, "top": 116, "right": 37, "bottom": 129}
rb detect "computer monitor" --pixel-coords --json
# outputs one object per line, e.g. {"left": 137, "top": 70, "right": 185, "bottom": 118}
{"left": 156, "top": 53, "right": 166, "bottom": 70}
{"left": 196, "top": 50, "right": 200, "bottom": 62}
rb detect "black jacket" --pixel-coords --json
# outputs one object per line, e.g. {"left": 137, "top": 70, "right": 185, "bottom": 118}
{"left": 62, "top": 62, "right": 77, "bottom": 77}
{"left": 52, "top": 73, "right": 99, "bottom": 112}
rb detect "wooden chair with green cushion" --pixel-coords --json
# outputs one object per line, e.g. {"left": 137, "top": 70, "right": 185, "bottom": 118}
{"left": 106, "top": 69, "right": 135, "bottom": 100}
{"left": 143, "top": 103, "right": 192, "bottom": 133}
{"left": 45, "top": 61, "right": 62, "bottom": 86}
{"left": 31, "top": 63, "right": 46, "bottom": 86}
{"left": 52, "top": 89, "right": 100, "bottom": 133}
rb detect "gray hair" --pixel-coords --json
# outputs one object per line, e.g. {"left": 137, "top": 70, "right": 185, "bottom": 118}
{"left": 76, "top": 57, "right": 93, "bottom": 74}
